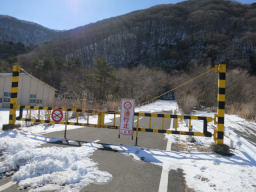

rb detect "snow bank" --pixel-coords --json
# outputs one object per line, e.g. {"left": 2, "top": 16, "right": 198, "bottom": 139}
{"left": 12, "top": 145, "right": 111, "bottom": 191}
{"left": 0, "top": 130, "right": 112, "bottom": 191}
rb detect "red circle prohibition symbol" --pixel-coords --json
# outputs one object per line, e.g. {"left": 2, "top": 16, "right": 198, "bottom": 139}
{"left": 124, "top": 101, "right": 132, "bottom": 110}
{"left": 51, "top": 109, "right": 63, "bottom": 122}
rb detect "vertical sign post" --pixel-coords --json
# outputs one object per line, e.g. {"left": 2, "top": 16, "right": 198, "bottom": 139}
{"left": 119, "top": 98, "right": 135, "bottom": 137}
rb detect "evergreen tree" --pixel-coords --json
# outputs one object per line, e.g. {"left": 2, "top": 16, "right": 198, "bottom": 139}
{"left": 87, "top": 56, "right": 115, "bottom": 102}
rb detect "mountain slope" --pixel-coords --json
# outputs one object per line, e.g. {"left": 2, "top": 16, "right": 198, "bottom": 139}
{"left": 0, "top": 41, "right": 31, "bottom": 60}
{"left": 19, "top": 0, "right": 256, "bottom": 74}
{"left": 0, "top": 15, "right": 62, "bottom": 45}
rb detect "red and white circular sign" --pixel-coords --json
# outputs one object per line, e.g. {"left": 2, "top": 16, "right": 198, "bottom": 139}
{"left": 51, "top": 109, "right": 63, "bottom": 122}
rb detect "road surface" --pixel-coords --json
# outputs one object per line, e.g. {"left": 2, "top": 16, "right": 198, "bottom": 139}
{"left": 0, "top": 111, "right": 188, "bottom": 192}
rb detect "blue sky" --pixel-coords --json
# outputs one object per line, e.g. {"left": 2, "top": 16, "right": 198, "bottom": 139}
{"left": 0, "top": 0, "right": 255, "bottom": 30}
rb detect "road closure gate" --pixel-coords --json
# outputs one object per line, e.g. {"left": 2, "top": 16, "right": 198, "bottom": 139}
{"left": 5, "top": 64, "right": 226, "bottom": 145}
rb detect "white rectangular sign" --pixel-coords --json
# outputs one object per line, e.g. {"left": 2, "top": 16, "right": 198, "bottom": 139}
{"left": 119, "top": 98, "right": 135, "bottom": 135}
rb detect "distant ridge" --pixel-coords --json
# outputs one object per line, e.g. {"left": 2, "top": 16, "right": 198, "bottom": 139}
{"left": 0, "top": 15, "right": 62, "bottom": 45}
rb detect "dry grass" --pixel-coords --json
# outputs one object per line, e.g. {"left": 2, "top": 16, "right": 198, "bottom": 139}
{"left": 103, "top": 101, "right": 120, "bottom": 111}
{"left": 171, "top": 138, "right": 212, "bottom": 153}
{"left": 226, "top": 102, "right": 256, "bottom": 121}
{"left": 185, "top": 187, "right": 196, "bottom": 192}
{"left": 211, "top": 143, "right": 232, "bottom": 156}
{"left": 175, "top": 67, "right": 256, "bottom": 120}
{"left": 178, "top": 95, "right": 198, "bottom": 114}
{"left": 53, "top": 97, "right": 120, "bottom": 111}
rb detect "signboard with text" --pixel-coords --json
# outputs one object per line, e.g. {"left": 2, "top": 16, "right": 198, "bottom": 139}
{"left": 119, "top": 98, "right": 135, "bottom": 135}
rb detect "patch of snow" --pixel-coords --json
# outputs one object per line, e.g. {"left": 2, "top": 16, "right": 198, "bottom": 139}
{"left": 135, "top": 100, "right": 178, "bottom": 113}
{"left": 0, "top": 109, "right": 11, "bottom": 130}
{"left": 0, "top": 130, "right": 111, "bottom": 191}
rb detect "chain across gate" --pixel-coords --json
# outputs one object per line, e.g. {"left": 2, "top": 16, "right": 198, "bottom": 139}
{"left": 5, "top": 64, "right": 226, "bottom": 145}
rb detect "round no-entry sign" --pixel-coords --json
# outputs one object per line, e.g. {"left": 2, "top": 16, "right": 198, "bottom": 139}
{"left": 51, "top": 109, "right": 63, "bottom": 122}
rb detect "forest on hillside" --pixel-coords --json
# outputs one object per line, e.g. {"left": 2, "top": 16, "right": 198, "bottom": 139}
{"left": 18, "top": 0, "right": 256, "bottom": 76}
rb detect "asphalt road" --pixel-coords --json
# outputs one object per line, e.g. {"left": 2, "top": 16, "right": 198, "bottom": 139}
{"left": 0, "top": 112, "right": 187, "bottom": 192}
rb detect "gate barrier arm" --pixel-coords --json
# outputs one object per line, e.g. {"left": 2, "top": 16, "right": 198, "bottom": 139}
{"left": 6, "top": 64, "right": 226, "bottom": 145}
{"left": 15, "top": 105, "right": 213, "bottom": 139}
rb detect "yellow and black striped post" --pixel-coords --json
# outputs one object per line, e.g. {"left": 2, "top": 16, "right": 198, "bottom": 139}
{"left": 9, "top": 65, "right": 21, "bottom": 125}
{"left": 97, "top": 111, "right": 105, "bottom": 128}
{"left": 216, "top": 64, "right": 226, "bottom": 144}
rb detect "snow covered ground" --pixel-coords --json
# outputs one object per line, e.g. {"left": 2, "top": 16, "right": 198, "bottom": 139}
{"left": 0, "top": 109, "right": 10, "bottom": 130}
{"left": 135, "top": 100, "right": 178, "bottom": 113}
{"left": 0, "top": 100, "right": 256, "bottom": 191}
{"left": 0, "top": 130, "right": 112, "bottom": 191}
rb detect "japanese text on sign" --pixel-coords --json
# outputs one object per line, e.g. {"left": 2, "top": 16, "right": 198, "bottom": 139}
{"left": 120, "top": 98, "right": 135, "bottom": 135}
